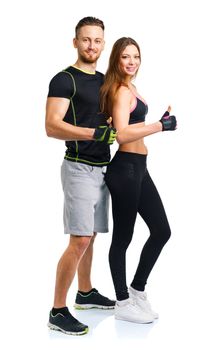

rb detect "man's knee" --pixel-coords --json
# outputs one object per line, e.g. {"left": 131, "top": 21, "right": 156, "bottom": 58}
{"left": 90, "top": 232, "right": 97, "bottom": 244}
{"left": 68, "top": 235, "right": 92, "bottom": 257}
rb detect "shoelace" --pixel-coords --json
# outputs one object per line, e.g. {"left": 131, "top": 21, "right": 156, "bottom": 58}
{"left": 128, "top": 299, "right": 137, "bottom": 307}
{"left": 138, "top": 294, "right": 152, "bottom": 310}
{"left": 139, "top": 292, "right": 148, "bottom": 301}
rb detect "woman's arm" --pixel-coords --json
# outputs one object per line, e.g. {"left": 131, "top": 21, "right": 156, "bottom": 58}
{"left": 117, "top": 122, "right": 162, "bottom": 144}
{"left": 112, "top": 87, "right": 162, "bottom": 145}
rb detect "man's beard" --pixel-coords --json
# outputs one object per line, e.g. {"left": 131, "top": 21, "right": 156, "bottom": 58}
{"left": 79, "top": 52, "right": 100, "bottom": 64}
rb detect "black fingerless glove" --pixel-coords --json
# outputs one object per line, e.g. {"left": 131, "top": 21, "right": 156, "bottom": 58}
{"left": 93, "top": 126, "right": 117, "bottom": 145}
{"left": 160, "top": 111, "right": 177, "bottom": 131}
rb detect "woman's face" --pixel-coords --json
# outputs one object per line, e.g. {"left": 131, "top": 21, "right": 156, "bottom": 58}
{"left": 119, "top": 44, "right": 140, "bottom": 78}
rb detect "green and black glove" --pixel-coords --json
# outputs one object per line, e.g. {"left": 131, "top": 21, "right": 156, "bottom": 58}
{"left": 93, "top": 126, "right": 117, "bottom": 145}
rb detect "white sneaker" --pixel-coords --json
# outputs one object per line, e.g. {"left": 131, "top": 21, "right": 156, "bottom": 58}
{"left": 115, "top": 298, "right": 154, "bottom": 324}
{"left": 129, "top": 286, "right": 159, "bottom": 319}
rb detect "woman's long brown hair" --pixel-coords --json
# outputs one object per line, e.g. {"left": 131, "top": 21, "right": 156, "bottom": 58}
{"left": 100, "top": 37, "right": 141, "bottom": 116}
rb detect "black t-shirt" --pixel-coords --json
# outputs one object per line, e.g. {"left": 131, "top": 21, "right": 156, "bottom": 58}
{"left": 48, "top": 66, "right": 110, "bottom": 166}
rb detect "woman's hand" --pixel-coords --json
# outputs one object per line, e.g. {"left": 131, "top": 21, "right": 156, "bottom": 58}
{"left": 159, "top": 106, "right": 177, "bottom": 131}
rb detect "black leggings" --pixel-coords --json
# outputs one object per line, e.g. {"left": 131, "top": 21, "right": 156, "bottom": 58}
{"left": 105, "top": 151, "right": 171, "bottom": 301}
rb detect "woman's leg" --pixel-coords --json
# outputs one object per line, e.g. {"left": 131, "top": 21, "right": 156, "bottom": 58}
{"left": 105, "top": 160, "right": 141, "bottom": 301}
{"left": 131, "top": 169, "right": 171, "bottom": 291}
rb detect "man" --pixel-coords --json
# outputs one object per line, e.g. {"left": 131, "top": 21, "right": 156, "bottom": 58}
{"left": 46, "top": 17, "right": 116, "bottom": 336}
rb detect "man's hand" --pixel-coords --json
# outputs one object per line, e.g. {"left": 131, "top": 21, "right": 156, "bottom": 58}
{"left": 159, "top": 106, "right": 177, "bottom": 131}
{"left": 93, "top": 126, "right": 117, "bottom": 145}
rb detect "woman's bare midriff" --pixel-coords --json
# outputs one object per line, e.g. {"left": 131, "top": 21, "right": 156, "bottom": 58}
{"left": 118, "top": 122, "right": 148, "bottom": 155}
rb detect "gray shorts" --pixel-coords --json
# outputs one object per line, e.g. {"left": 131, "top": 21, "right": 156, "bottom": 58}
{"left": 61, "top": 159, "right": 109, "bottom": 236}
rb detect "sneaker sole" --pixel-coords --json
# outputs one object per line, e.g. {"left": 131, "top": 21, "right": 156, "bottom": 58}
{"left": 115, "top": 315, "right": 154, "bottom": 324}
{"left": 74, "top": 303, "right": 115, "bottom": 310}
{"left": 47, "top": 322, "right": 88, "bottom": 335}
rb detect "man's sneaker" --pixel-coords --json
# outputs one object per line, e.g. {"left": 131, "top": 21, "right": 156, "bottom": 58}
{"left": 115, "top": 298, "right": 154, "bottom": 323}
{"left": 74, "top": 288, "right": 115, "bottom": 310}
{"left": 47, "top": 307, "right": 88, "bottom": 335}
{"left": 129, "top": 286, "right": 159, "bottom": 319}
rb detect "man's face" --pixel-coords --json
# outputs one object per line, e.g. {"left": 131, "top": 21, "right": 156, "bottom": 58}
{"left": 74, "top": 25, "right": 105, "bottom": 64}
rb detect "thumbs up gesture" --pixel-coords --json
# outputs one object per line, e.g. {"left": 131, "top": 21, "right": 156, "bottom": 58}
{"left": 159, "top": 106, "right": 177, "bottom": 131}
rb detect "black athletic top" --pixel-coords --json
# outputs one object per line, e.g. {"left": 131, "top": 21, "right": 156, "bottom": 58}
{"left": 48, "top": 66, "right": 110, "bottom": 166}
{"left": 129, "top": 97, "right": 148, "bottom": 125}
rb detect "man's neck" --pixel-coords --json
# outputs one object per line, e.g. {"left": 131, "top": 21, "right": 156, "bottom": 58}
{"left": 73, "top": 60, "right": 97, "bottom": 74}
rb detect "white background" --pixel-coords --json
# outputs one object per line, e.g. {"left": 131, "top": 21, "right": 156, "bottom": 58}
{"left": 0, "top": 0, "right": 221, "bottom": 349}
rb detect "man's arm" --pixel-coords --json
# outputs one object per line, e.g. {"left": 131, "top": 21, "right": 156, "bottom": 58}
{"left": 45, "top": 97, "right": 95, "bottom": 141}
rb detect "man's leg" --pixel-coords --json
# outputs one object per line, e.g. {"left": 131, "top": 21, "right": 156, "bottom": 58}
{"left": 53, "top": 234, "right": 91, "bottom": 308}
{"left": 74, "top": 232, "right": 115, "bottom": 310}
{"left": 48, "top": 234, "right": 91, "bottom": 335}
{"left": 77, "top": 233, "right": 96, "bottom": 292}
{"left": 73, "top": 165, "right": 115, "bottom": 309}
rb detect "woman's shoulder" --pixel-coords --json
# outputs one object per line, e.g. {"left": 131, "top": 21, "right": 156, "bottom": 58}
{"left": 114, "top": 84, "right": 132, "bottom": 101}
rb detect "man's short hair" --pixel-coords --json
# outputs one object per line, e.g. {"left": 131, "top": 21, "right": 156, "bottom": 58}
{"left": 75, "top": 16, "right": 105, "bottom": 37}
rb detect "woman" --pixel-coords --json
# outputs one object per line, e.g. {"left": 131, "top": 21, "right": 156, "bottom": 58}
{"left": 100, "top": 37, "right": 177, "bottom": 324}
